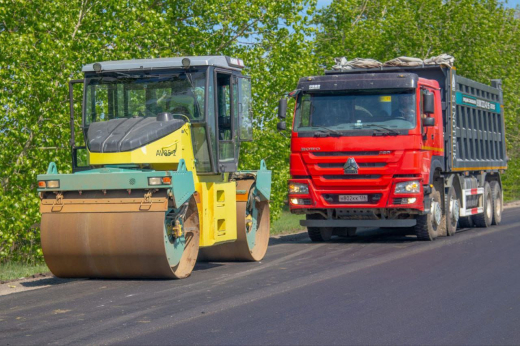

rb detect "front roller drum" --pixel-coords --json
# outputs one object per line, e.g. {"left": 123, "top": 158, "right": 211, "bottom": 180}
{"left": 199, "top": 180, "right": 270, "bottom": 262}
{"left": 41, "top": 197, "right": 200, "bottom": 279}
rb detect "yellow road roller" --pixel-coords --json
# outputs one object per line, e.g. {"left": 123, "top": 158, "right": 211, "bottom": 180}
{"left": 37, "top": 56, "right": 272, "bottom": 279}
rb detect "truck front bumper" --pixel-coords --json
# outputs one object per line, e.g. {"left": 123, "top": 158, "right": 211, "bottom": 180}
{"left": 288, "top": 177, "right": 425, "bottom": 211}
{"left": 300, "top": 219, "right": 417, "bottom": 228}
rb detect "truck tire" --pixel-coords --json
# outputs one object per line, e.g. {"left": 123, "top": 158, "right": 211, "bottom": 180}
{"left": 490, "top": 181, "right": 502, "bottom": 225}
{"left": 334, "top": 227, "right": 357, "bottom": 238}
{"left": 474, "top": 182, "right": 492, "bottom": 228}
{"left": 446, "top": 185, "right": 460, "bottom": 236}
{"left": 414, "top": 184, "right": 445, "bottom": 241}
{"left": 307, "top": 227, "right": 333, "bottom": 242}
{"left": 305, "top": 214, "right": 333, "bottom": 242}
{"left": 458, "top": 216, "right": 474, "bottom": 228}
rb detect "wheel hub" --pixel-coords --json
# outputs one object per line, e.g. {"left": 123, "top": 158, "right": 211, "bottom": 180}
{"left": 486, "top": 196, "right": 492, "bottom": 218}
{"left": 450, "top": 199, "right": 460, "bottom": 223}
{"left": 432, "top": 201, "right": 442, "bottom": 226}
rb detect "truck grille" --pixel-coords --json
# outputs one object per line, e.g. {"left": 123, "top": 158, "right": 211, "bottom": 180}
{"left": 323, "top": 175, "right": 381, "bottom": 180}
{"left": 318, "top": 162, "right": 386, "bottom": 168}
{"left": 312, "top": 151, "right": 380, "bottom": 156}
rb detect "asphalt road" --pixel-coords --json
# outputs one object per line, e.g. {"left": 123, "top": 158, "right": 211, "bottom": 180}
{"left": 1, "top": 208, "right": 520, "bottom": 345}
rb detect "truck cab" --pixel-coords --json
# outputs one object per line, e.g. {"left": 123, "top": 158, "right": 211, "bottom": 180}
{"left": 281, "top": 64, "right": 506, "bottom": 241}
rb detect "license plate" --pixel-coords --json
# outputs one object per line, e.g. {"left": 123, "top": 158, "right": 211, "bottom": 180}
{"left": 339, "top": 195, "right": 368, "bottom": 202}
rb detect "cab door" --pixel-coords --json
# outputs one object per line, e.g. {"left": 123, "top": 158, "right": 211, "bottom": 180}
{"left": 420, "top": 87, "right": 444, "bottom": 153}
{"left": 215, "top": 70, "right": 238, "bottom": 172}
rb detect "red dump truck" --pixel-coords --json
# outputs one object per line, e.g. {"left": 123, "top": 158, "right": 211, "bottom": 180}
{"left": 278, "top": 62, "right": 507, "bottom": 241}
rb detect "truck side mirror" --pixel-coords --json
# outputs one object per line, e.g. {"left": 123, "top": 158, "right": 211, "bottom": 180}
{"left": 278, "top": 98, "right": 288, "bottom": 119}
{"left": 423, "top": 117, "right": 435, "bottom": 127}
{"left": 277, "top": 121, "right": 287, "bottom": 131}
{"left": 423, "top": 92, "right": 434, "bottom": 115}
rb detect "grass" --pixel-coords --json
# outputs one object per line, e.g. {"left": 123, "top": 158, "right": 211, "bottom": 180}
{"left": 271, "top": 208, "right": 305, "bottom": 235}
{"left": 0, "top": 262, "right": 50, "bottom": 282}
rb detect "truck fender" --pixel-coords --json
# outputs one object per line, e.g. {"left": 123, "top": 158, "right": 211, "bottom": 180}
{"left": 428, "top": 156, "right": 444, "bottom": 185}
{"left": 444, "top": 173, "right": 463, "bottom": 198}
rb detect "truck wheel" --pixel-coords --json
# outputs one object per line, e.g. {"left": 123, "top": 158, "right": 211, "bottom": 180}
{"left": 474, "top": 182, "right": 492, "bottom": 228}
{"left": 490, "top": 181, "right": 502, "bottom": 225}
{"left": 307, "top": 227, "right": 333, "bottom": 242}
{"left": 446, "top": 185, "right": 460, "bottom": 236}
{"left": 415, "top": 184, "right": 445, "bottom": 241}
{"left": 306, "top": 214, "right": 332, "bottom": 242}
{"left": 334, "top": 227, "right": 357, "bottom": 238}
{"left": 458, "top": 216, "right": 474, "bottom": 228}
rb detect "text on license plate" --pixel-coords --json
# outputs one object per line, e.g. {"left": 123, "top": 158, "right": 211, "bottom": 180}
{"left": 339, "top": 195, "right": 368, "bottom": 202}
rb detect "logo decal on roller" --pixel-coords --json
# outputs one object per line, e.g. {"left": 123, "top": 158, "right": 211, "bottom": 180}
{"left": 156, "top": 149, "right": 177, "bottom": 157}
{"left": 156, "top": 142, "right": 178, "bottom": 157}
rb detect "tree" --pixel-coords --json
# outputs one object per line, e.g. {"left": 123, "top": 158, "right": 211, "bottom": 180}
{"left": 0, "top": 0, "right": 317, "bottom": 262}
{"left": 315, "top": 0, "right": 520, "bottom": 199}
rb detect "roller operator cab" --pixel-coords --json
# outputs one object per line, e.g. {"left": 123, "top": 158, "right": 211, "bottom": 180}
{"left": 37, "top": 56, "right": 272, "bottom": 279}
{"left": 279, "top": 62, "right": 506, "bottom": 241}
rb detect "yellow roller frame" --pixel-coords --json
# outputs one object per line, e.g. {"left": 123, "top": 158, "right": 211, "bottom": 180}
{"left": 87, "top": 123, "right": 238, "bottom": 248}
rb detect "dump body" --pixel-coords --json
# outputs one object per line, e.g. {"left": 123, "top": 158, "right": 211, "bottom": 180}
{"left": 285, "top": 63, "right": 506, "bottom": 239}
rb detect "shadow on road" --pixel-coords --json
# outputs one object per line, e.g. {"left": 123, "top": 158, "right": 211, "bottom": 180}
{"left": 269, "top": 227, "right": 421, "bottom": 246}
{"left": 20, "top": 277, "right": 74, "bottom": 288}
{"left": 193, "top": 262, "right": 224, "bottom": 271}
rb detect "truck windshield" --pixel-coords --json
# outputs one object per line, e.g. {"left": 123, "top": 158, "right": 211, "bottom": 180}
{"left": 294, "top": 89, "right": 417, "bottom": 133}
{"left": 84, "top": 69, "right": 206, "bottom": 125}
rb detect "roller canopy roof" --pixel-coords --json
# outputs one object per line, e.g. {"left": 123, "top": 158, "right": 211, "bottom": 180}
{"left": 82, "top": 56, "right": 244, "bottom": 72}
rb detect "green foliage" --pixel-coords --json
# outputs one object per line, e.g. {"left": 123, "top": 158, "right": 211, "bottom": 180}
{"left": 315, "top": 0, "right": 520, "bottom": 199}
{"left": 0, "top": 0, "right": 317, "bottom": 262}
{"left": 1, "top": 0, "right": 519, "bottom": 262}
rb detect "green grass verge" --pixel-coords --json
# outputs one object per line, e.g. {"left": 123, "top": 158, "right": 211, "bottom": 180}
{"left": 271, "top": 209, "right": 305, "bottom": 235}
{"left": 0, "top": 262, "right": 50, "bottom": 282}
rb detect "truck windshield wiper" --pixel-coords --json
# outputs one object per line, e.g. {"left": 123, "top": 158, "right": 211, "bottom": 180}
{"left": 363, "top": 124, "right": 400, "bottom": 136}
{"left": 312, "top": 127, "right": 342, "bottom": 137}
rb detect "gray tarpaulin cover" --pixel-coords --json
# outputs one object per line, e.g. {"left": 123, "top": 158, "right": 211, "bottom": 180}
{"left": 332, "top": 54, "right": 454, "bottom": 70}
{"left": 383, "top": 56, "right": 423, "bottom": 67}
{"left": 332, "top": 57, "right": 383, "bottom": 70}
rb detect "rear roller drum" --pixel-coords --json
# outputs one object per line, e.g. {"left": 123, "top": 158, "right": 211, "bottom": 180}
{"left": 199, "top": 180, "right": 270, "bottom": 262}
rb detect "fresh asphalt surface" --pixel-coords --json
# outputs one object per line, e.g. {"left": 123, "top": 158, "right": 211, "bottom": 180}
{"left": 1, "top": 208, "right": 520, "bottom": 345}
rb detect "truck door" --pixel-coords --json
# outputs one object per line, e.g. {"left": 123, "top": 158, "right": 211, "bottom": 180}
{"left": 421, "top": 87, "right": 443, "bottom": 153}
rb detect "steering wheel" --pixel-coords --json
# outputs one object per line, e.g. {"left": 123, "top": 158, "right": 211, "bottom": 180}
{"left": 170, "top": 113, "right": 191, "bottom": 122}
{"left": 354, "top": 106, "right": 373, "bottom": 119}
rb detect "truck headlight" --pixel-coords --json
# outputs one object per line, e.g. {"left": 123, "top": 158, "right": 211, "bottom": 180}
{"left": 289, "top": 183, "right": 309, "bottom": 194}
{"left": 395, "top": 180, "right": 420, "bottom": 194}
{"left": 290, "top": 198, "right": 312, "bottom": 205}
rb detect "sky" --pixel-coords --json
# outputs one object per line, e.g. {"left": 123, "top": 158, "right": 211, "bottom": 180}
{"left": 315, "top": 0, "right": 520, "bottom": 9}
